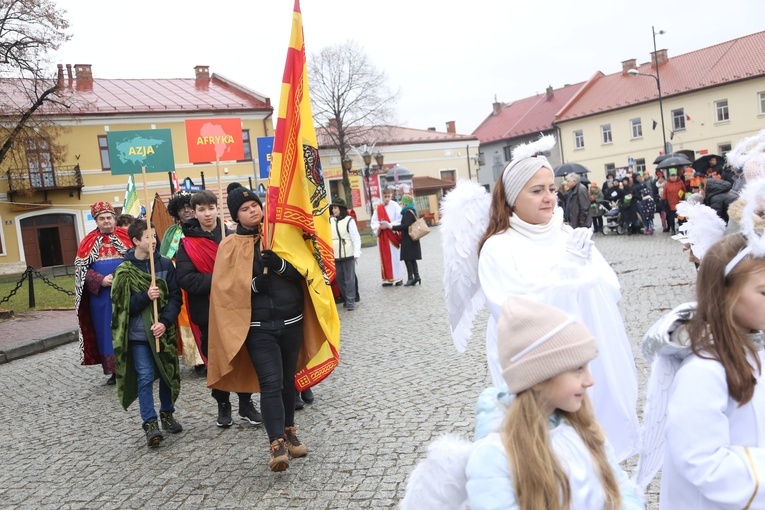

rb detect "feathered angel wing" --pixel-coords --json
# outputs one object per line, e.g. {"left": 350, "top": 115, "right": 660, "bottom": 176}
{"left": 440, "top": 180, "right": 492, "bottom": 352}
{"left": 399, "top": 434, "right": 473, "bottom": 510}
{"left": 676, "top": 201, "right": 726, "bottom": 260}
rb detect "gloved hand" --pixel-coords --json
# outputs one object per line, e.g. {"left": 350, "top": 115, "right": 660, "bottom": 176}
{"left": 566, "top": 228, "right": 594, "bottom": 260}
{"left": 261, "top": 250, "right": 286, "bottom": 273}
{"left": 251, "top": 274, "right": 271, "bottom": 294}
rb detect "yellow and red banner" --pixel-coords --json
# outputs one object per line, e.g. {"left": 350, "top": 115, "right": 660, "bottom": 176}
{"left": 185, "top": 117, "right": 244, "bottom": 163}
{"left": 264, "top": 0, "right": 340, "bottom": 391}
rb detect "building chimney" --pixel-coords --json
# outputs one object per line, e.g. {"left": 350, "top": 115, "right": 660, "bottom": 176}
{"left": 74, "top": 64, "right": 93, "bottom": 91}
{"left": 195, "top": 65, "right": 210, "bottom": 90}
{"left": 621, "top": 58, "right": 637, "bottom": 75}
{"left": 328, "top": 118, "right": 338, "bottom": 130}
{"left": 65, "top": 63, "right": 73, "bottom": 82}
{"left": 57, "top": 64, "right": 64, "bottom": 87}
{"left": 546, "top": 85, "right": 554, "bottom": 100}
{"left": 651, "top": 49, "right": 668, "bottom": 68}
{"left": 446, "top": 120, "right": 456, "bottom": 134}
{"left": 492, "top": 101, "right": 502, "bottom": 115}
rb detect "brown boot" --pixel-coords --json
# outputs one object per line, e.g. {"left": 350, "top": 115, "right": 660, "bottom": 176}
{"left": 269, "top": 438, "right": 289, "bottom": 472}
{"left": 283, "top": 426, "right": 308, "bottom": 458}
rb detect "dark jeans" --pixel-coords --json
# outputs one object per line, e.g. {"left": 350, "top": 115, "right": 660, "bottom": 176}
{"left": 335, "top": 258, "right": 356, "bottom": 308}
{"left": 244, "top": 322, "right": 303, "bottom": 442}
{"left": 131, "top": 342, "right": 173, "bottom": 426}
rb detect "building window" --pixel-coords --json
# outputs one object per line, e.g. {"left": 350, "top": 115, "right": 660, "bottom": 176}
{"left": 503, "top": 146, "right": 513, "bottom": 161}
{"left": 715, "top": 100, "right": 729, "bottom": 122}
{"left": 672, "top": 109, "right": 686, "bottom": 131}
{"left": 718, "top": 142, "right": 732, "bottom": 157}
{"left": 240, "top": 129, "right": 253, "bottom": 161}
{"left": 759, "top": 92, "right": 765, "bottom": 115}
{"left": 635, "top": 158, "right": 646, "bottom": 173}
{"left": 98, "top": 135, "right": 111, "bottom": 171}
{"left": 630, "top": 119, "right": 642, "bottom": 139}
{"left": 25, "top": 139, "right": 55, "bottom": 187}
{"left": 0, "top": 214, "right": 5, "bottom": 255}
{"left": 440, "top": 170, "right": 456, "bottom": 182}
{"left": 605, "top": 163, "right": 615, "bottom": 172}
{"left": 574, "top": 130, "right": 584, "bottom": 149}
{"left": 601, "top": 124, "right": 612, "bottom": 144}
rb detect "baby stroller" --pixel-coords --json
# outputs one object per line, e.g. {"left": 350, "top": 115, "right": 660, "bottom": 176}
{"left": 601, "top": 201, "right": 626, "bottom": 235}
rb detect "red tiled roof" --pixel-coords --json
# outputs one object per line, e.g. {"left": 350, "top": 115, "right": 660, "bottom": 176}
{"left": 0, "top": 72, "right": 272, "bottom": 116}
{"left": 556, "top": 31, "right": 765, "bottom": 122}
{"left": 317, "top": 124, "right": 476, "bottom": 149}
{"left": 472, "top": 83, "right": 585, "bottom": 143}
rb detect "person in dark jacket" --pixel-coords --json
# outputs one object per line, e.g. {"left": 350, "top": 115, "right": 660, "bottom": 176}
{"left": 619, "top": 176, "right": 640, "bottom": 235}
{"left": 111, "top": 219, "right": 182, "bottom": 447}
{"left": 702, "top": 178, "right": 739, "bottom": 224}
{"left": 207, "top": 183, "right": 308, "bottom": 472}
{"left": 175, "top": 188, "right": 262, "bottom": 429}
{"left": 391, "top": 194, "right": 422, "bottom": 286}
{"left": 564, "top": 173, "right": 593, "bottom": 228}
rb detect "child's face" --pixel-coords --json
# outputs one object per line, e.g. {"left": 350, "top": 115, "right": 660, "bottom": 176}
{"left": 133, "top": 229, "right": 155, "bottom": 253}
{"left": 194, "top": 203, "right": 218, "bottom": 230}
{"left": 732, "top": 268, "right": 765, "bottom": 332}
{"left": 536, "top": 364, "right": 594, "bottom": 415}
{"left": 237, "top": 200, "right": 262, "bottom": 230}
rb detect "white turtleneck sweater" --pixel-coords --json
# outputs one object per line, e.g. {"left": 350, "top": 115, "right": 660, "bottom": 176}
{"left": 478, "top": 207, "right": 639, "bottom": 462}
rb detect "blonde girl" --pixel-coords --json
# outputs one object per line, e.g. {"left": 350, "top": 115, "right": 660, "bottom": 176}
{"left": 465, "top": 297, "right": 644, "bottom": 510}
{"left": 651, "top": 232, "right": 765, "bottom": 508}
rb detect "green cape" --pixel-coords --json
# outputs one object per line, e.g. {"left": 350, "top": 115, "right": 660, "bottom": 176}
{"left": 111, "top": 261, "right": 180, "bottom": 411}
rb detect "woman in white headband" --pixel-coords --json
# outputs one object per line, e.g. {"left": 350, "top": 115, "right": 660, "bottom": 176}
{"left": 475, "top": 135, "right": 640, "bottom": 462}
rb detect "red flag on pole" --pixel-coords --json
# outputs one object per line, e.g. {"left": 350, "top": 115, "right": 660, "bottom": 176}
{"left": 263, "top": 0, "right": 340, "bottom": 390}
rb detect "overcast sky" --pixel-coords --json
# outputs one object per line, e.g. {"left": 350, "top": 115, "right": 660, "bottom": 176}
{"left": 52, "top": 0, "right": 765, "bottom": 136}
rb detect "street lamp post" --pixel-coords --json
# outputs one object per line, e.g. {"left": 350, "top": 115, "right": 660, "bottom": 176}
{"left": 628, "top": 26, "right": 667, "bottom": 155}
{"left": 344, "top": 149, "right": 384, "bottom": 216}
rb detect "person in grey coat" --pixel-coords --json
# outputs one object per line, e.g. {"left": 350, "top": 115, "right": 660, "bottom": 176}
{"left": 565, "top": 173, "right": 593, "bottom": 228}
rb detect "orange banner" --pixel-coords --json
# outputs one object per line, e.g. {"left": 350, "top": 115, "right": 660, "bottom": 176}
{"left": 185, "top": 117, "right": 244, "bottom": 163}
{"left": 264, "top": 0, "right": 340, "bottom": 391}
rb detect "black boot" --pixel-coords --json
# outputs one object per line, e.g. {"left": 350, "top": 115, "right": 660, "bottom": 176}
{"left": 412, "top": 273, "right": 421, "bottom": 286}
{"left": 403, "top": 276, "right": 415, "bottom": 286}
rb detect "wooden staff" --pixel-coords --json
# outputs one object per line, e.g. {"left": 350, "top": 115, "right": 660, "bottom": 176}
{"left": 216, "top": 155, "right": 226, "bottom": 238}
{"left": 140, "top": 166, "right": 160, "bottom": 352}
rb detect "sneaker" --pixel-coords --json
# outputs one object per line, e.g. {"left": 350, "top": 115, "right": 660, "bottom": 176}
{"left": 300, "top": 388, "right": 314, "bottom": 404}
{"left": 283, "top": 426, "right": 308, "bottom": 458}
{"left": 238, "top": 399, "right": 263, "bottom": 425}
{"left": 160, "top": 411, "right": 183, "bottom": 434}
{"left": 294, "top": 394, "right": 305, "bottom": 411}
{"left": 143, "top": 420, "right": 163, "bottom": 447}
{"left": 216, "top": 401, "right": 233, "bottom": 428}
{"left": 269, "top": 438, "right": 290, "bottom": 472}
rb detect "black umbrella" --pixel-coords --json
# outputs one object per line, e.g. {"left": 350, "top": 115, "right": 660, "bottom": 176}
{"left": 656, "top": 156, "right": 692, "bottom": 170}
{"left": 653, "top": 153, "right": 692, "bottom": 165}
{"left": 691, "top": 154, "right": 724, "bottom": 174}
{"left": 554, "top": 162, "right": 590, "bottom": 177}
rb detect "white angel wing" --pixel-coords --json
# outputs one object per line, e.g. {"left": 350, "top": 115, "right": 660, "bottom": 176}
{"left": 440, "top": 180, "right": 492, "bottom": 352}
{"left": 676, "top": 201, "right": 726, "bottom": 260}
{"left": 399, "top": 434, "right": 473, "bottom": 510}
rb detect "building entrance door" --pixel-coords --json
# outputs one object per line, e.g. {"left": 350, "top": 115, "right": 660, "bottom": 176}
{"left": 20, "top": 214, "right": 77, "bottom": 268}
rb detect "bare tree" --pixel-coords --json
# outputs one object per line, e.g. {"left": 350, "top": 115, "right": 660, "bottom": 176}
{"left": 0, "top": 0, "right": 71, "bottom": 175}
{"left": 309, "top": 40, "right": 398, "bottom": 200}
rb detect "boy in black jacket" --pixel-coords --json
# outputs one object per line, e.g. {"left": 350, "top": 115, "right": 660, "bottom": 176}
{"left": 111, "top": 219, "right": 182, "bottom": 447}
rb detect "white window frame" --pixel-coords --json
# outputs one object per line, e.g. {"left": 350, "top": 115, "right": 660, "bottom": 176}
{"left": 718, "top": 142, "right": 732, "bottom": 157}
{"left": 672, "top": 109, "right": 686, "bottom": 131}
{"left": 715, "top": 99, "right": 729, "bottom": 123}
{"left": 574, "top": 130, "right": 584, "bottom": 149}
{"left": 0, "top": 215, "right": 6, "bottom": 256}
{"left": 601, "top": 124, "right": 613, "bottom": 145}
{"left": 605, "top": 163, "right": 615, "bottom": 173}
{"left": 440, "top": 169, "right": 456, "bottom": 182}
{"left": 630, "top": 118, "right": 642, "bottom": 139}
{"left": 759, "top": 92, "right": 765, "bottom": 115}
{"left": 635, "top": 158, "right": 646, "bottom": 173}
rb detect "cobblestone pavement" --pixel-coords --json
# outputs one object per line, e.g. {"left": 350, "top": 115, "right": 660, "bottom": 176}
{"left": 0, "top": 225, "right": 696, "bottom": 509}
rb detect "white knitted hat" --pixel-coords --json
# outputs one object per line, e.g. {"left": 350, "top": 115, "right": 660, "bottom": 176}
{"left": 497, "top": 297, "right": 598, "bottom": 394}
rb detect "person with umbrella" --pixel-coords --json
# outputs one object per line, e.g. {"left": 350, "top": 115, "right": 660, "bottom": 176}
{"left": 660, "top": 168, "right": 687, "bottom": 235}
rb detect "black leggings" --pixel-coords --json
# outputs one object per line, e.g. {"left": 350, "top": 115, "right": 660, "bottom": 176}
{"left": 244, "top": 322, "right": 303, "bottom": 442}
{"left": 404, "top": 260, "right": 419, "bottom": 279}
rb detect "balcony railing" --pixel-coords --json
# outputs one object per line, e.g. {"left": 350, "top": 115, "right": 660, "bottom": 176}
{"left": 7, "top": 164, "right": 83, "bottom": 198}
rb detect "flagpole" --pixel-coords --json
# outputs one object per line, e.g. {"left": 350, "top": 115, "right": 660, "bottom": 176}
{"left": 216, "top": 155, "right": 226, "bottom": 238}
{"left": 141, "top": 165, "right": 160, "bottom": 352}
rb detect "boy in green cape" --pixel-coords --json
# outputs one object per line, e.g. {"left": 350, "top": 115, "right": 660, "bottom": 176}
{"left": 111, "top": 219, "right": 183, "bottom": 447}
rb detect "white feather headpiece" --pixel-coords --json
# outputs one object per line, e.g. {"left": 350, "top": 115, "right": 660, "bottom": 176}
{"left": 510, "top": 133, "right": 556, "bottom": 161}
{"left": 725, "top": 179, "right": 765, "bottom": 275}
{"left": 677, "top": 201, "right": 726, "bottom": 261}
{"left": 726, "top": 128, "right": 765, "bottom": 171}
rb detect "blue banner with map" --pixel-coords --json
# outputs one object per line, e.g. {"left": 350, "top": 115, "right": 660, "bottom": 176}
{"left": 256, "top": 136, "right": 274, "bottom": 179}
{"left": 106, "top": 129, "right": 175, "bottom": 175}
